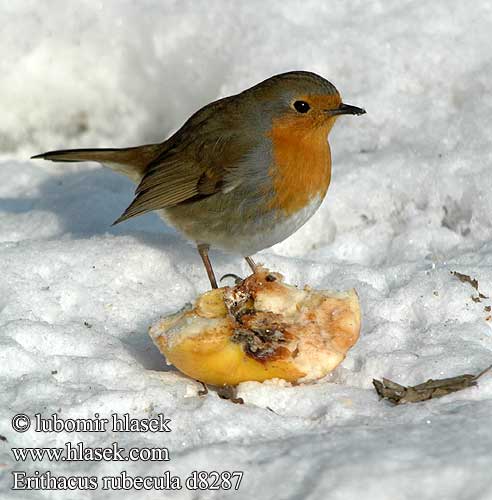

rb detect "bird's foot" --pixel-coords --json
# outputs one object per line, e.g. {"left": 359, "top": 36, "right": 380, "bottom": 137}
{"left": 220, "top": 273, "right": 244, "bottom": 285}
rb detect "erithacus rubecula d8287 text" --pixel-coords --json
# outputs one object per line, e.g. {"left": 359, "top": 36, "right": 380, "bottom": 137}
{"left": 33, "top": 71, "right": 365, "bottom": 288}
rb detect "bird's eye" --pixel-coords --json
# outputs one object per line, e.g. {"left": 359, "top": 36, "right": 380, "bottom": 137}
{"left": 293, "top": 100, "right": 311, "bottom": 113}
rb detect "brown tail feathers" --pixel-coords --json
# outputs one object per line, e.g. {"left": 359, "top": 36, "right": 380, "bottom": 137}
{"left": 31, "top": 144, "right": 161, "bottom": 184}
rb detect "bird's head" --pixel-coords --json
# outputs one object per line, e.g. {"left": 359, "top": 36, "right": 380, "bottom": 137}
{"left": 244, "top": 70, "right": 365, "bottom": 135}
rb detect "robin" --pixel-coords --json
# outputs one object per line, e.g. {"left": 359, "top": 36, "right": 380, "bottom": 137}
{"left": 32, "top": 71, "right": 365, "bottom": 288}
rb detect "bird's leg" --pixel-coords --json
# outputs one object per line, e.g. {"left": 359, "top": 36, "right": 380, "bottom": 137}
{"left": 245, "top": 256, "right": 257, "bottom": 272}
{"left": 197, "top": 243, "right": 218, "bottom": 289}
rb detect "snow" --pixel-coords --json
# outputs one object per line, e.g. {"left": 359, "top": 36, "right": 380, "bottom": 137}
{"left": 2, "top": 1, "right": 492, "bottom": 499}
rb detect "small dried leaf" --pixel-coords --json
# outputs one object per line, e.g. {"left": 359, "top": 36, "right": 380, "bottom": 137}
{"left": 216, "top": 385, "right": 244, "bottom": 404}
{"left": 451, "top": 271, "right": 489, "bottom": 300}
{"left": 451, "top": 271, "right": 479, "bottom": 291}
{"left": 374, "top": 364, "right": 492, "bottom": 405}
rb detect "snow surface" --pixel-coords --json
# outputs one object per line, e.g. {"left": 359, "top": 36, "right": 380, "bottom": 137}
{"left": 2, "top": 1, "right": 492, "bottom": 499}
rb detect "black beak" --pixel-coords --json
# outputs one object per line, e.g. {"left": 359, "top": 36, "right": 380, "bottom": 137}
{"left": 326, "top": 103, "right": 366, "bottom": 117}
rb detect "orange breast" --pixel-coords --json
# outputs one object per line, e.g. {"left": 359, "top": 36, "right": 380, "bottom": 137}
{"left": 266, "top": 116, "right": 334, "bottom": 216}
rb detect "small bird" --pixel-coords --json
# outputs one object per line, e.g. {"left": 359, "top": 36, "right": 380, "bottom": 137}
{"left": 33, "top": 71, "right": 365, "bottom": 288}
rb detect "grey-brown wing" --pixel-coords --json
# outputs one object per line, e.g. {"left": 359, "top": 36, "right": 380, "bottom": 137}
{"left": 112, "top": 132, "right": 249, "bottom": 225}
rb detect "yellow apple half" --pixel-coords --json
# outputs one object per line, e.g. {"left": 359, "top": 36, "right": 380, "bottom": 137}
{"left": 149, "top": 268, "right": 361, "bottom": 386}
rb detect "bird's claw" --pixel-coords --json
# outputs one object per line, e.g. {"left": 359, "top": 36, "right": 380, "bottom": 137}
{"left": 220, "top": 273, "right": 244, "bottom": 285}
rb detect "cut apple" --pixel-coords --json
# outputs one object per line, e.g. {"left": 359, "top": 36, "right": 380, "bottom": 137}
{"left": 149, "top": 267, "right": 361, "bottom": 386}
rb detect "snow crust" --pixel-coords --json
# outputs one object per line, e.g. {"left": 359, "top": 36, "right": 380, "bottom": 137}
{"left": 1, "top": 1, "right": 492, "bottom": 499}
